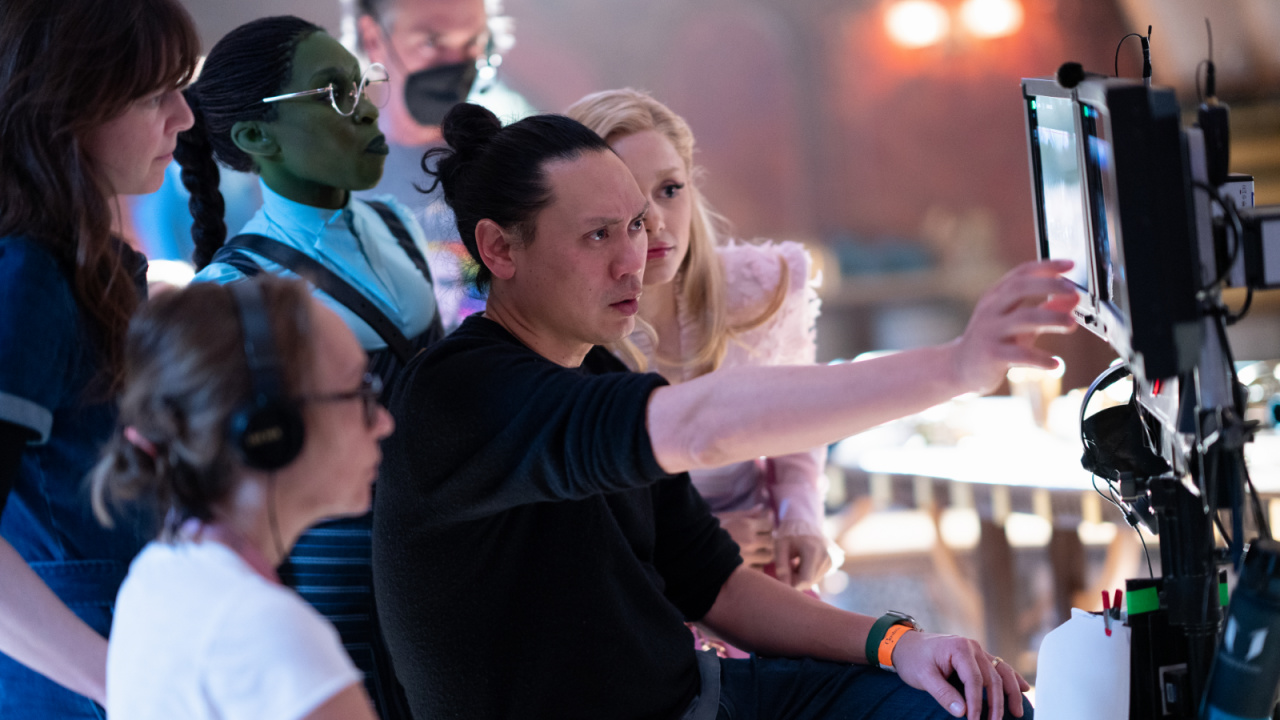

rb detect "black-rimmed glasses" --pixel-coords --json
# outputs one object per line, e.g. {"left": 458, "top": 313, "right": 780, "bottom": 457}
{"left": 301, "top": 373, "right": 384, "bottom": 428}
{"left": 262, "top": 63, "right": 390, "bottom": 117}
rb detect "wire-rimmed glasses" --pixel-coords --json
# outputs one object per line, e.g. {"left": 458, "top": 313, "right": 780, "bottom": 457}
{"left": 300, "top": 373, "right": 384, "bottom": 428}
{"left": 262, "top": 63, "right": 390, "bottom": 117}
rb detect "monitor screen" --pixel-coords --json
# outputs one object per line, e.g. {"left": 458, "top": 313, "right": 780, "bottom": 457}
{"left": 1082, "top": 103, "right": 1124, "bottom": 311}
{"left": 1029, "top": 94, "right": 1091, "bottom": 290}
{"left": 1024, "top": 76, "right": 1204, "bottom": 381}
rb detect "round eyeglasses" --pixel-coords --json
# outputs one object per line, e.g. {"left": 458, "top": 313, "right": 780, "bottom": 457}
{"left": 261, "top": 63, "right": 391, "bottom": 117}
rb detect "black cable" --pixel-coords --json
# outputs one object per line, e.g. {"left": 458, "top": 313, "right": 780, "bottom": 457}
{"left": 1192, "top": 180, "right": 1246, "bottom": 295}
{"left": 1229, "top": 287, "right": 1255, "bottom": 325}
{"left": 1137, "top": 519, "right": 1155, "bottom": 579}
{"left": 1207, "top": 18, "right": 1214, "bottom": 63}
{"left": 1139, "top": 528, "right": 1155, "bottom": 577}
{"left": 1195, "top": 374, "right": 1215, "bottom": 516}
{"left": 1211, "top": 315, "right": 1241, "bottom": 414}
{"left": 1092, "top": 473, "right": 1156, "bottom": 578}
{"left": 1205, "top": 18, "right": 1216, "bottom": 98}
{"left": 1204, "top": 428, "right": 1224, "bottom": 534}
{"left": 1079, "top": 363, "right": 1131, "bottom": 451}
{"left": 1094, "top": 474, "right": 1122, "bottom": 512}
{"left": 1195, "top": 59, "right": 1210, "bottom": 104}
{"left": 1108, "top": 479, "right": 1156, "bottom": 579}
{"left": 1220, "top": 188, "right": 1246, "bottom": 275}
{"left": 1114, "top": 32, "right": 1145, "bottom": 78}
{"left": 1243, "top": 460, "right": 1272, "bottom": 539}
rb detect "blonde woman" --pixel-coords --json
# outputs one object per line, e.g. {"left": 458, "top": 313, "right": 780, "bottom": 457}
{"left": 567, "top": 89, "right": 830, "bottom": 592}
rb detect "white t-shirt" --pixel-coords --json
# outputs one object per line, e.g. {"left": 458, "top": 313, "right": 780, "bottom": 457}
{"left": 107, "top": 539, "right": 362, "bottom": 720}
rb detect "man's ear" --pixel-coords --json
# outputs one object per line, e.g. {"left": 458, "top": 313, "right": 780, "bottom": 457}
{"left": 476, "top": 219, "right": 517, "bottom": 281}
{"left": 230, "top": 120, "right": 279, "bottom": 161}
{"left": 357, "top": 15, "right": 387, "bottom": 65}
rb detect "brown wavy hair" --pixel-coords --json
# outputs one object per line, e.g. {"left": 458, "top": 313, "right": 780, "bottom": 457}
{"left": 92, "top": 277, "right": 314, "bottom": 535}
{"left": 0, "top": 0, "right": 200, "bottom": 390}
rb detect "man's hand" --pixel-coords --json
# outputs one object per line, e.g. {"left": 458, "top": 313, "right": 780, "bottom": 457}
{"left": 716, "top": 508, "right": 774, "bottom": 569}
{"left": 947, "top": 259, "right": 1078, "bottom": 397}
{"left": 773, "top": 533, "right": 830, "bottom": 590}
{"left": 891, "top": 631, "right": 1031, "bottom": 720}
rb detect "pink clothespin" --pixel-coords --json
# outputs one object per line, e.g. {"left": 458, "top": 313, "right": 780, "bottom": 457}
{"left": 1101, "top": 590, "right": 1113, "bottom": 636}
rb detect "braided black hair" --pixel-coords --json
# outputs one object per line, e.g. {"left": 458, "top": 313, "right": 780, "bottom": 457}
{"left": 175, "top": 16, "right": 321, "bottom": 269}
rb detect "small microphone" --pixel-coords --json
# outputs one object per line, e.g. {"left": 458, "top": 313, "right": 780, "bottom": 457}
{"left": 1140, "top": 26, "right": 1153, "bottom": 87}
{"left": 1056, "top": 62, "right": 1106, "bottom": 89}
{"left": 1198, "top": 19, "right": 1229, "bottom": 186}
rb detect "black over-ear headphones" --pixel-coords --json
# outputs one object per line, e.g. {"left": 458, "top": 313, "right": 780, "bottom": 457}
{"left": 1079, "top": 362, "right": 1169, "bottom": 481}
{"left": 227, "top": 281, "right": 306, "bottom": 470}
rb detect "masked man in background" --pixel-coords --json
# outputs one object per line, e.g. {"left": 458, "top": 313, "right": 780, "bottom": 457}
{"left": 356, "top": 0, "right": 536, "bottom": 329}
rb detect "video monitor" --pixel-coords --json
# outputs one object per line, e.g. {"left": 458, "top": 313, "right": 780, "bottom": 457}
{"left": 1025, "top": 91, "right": 1091, "bottom": 291}
{"left": 1023, "top": 76, "right": 1202, "bottom": 382}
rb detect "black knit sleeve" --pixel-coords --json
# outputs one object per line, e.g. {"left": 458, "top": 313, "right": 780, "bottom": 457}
{"left": 382, "top": 319, "right": 677, "bottom": 524}
{"left": 652, "top": 477, "right": 744, "bottom": 620}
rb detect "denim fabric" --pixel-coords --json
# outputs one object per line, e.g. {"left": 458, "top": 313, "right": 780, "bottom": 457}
{"left": 0, "top": 236, "right": 153, "bottom": 716}
{"left": 0, "top": 573, "right": 115, "bottom": 719}
{"left": 716, "top": 656, "right": 1034, "bottom": 720}
{"left": 0, "top": 237, "right": 153, "bottom": 564}
{"left": 0, "top": 653, "right": 106, "bottom": 719}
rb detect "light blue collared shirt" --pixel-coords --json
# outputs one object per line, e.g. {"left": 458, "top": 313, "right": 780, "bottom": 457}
{"left": 194, "top": 181, "right": 439, "bottom": 352}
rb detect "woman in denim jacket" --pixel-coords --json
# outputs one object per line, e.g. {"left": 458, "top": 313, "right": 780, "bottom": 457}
{"left": 0, "top": 0, "right": 198, "bottom": 715}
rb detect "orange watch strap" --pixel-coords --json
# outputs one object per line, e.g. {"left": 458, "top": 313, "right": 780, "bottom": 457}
{"left": 877, "top": 623, "right": 913, "bottom": 668}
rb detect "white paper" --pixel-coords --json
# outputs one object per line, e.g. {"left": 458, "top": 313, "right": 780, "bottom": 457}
{"left": 1035, "top": 607, "right": 1131, "bottom": 720}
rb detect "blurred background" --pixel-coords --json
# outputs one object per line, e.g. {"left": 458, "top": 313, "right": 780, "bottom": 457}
{"left": 174, "top": 0, "right": 1280, "bottom": 687}
{"left": 178, "top": 0, "right": 1280, "bottom": 386}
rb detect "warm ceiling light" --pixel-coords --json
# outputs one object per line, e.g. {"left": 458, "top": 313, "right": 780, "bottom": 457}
{"left": 959, "top": 0, "right": 1024, "bottom": 39}
{"left": 885, "top": 0, "right": 951, "bottom": 49}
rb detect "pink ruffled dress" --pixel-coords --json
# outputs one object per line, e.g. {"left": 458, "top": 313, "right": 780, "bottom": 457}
{"left": 630, "top": 239, "right": 828, "bottom": 546}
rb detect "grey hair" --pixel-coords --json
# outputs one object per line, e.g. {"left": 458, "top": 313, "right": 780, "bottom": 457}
{"left": 352, "top": 0, "right": 513, "bottom": 53}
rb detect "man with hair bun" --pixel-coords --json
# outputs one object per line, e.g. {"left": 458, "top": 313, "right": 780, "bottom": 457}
{"left": 376, "top": 103, "right": 1070, "bottom": 720}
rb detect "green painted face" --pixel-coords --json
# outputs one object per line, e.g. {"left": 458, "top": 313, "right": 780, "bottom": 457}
{"left": 249, "top": 33, "right": 389, "bottom": 209}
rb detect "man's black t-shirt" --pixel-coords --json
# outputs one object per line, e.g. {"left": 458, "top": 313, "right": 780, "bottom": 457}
{"left": 373, "top": 315, "right": 743, "bottom": 720}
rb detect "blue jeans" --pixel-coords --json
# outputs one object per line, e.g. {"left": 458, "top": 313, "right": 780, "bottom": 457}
{"left": 0, "top": 653, "right": 105, "bottom": 720}
{"left": 715, "top": 656, "right": 1034, "bottom": 720}
{"left": 0, "top": 561, "right": 122, "bottom": 719}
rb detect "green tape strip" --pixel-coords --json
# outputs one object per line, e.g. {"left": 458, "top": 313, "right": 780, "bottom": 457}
{"left": 1128, "top": 586, "right": 1160, "bottom": 615}
{"left": 1220, "top": 582, "right": 1229, "bottom": 608}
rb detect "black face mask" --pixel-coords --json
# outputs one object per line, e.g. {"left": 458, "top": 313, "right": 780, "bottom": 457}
{"left": 404, "top": 61, "right": 478, "bottom": 127}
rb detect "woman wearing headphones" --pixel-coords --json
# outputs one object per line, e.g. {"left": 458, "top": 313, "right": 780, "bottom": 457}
{"left": 0, "top": 0, "right": 198, "bottom": 714}
{"left": 93, "top": 276, "right": 392, "bottom": 720}
{"left": 176, "top": 17, "right": 444, "bottom": 716}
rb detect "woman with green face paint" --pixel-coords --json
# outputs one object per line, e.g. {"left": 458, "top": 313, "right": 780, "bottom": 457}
{"left": 175, "top": 15, "right": 442, "bottom": 720}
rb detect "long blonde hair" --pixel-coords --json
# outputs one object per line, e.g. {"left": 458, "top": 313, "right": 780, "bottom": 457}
{"left": 565, "top": 88, "right": 785, "bottom": 377}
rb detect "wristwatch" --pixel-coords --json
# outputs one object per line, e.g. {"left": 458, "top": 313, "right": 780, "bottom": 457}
{"left": 864, "top": 611, "right": 921, "bottom": 673}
